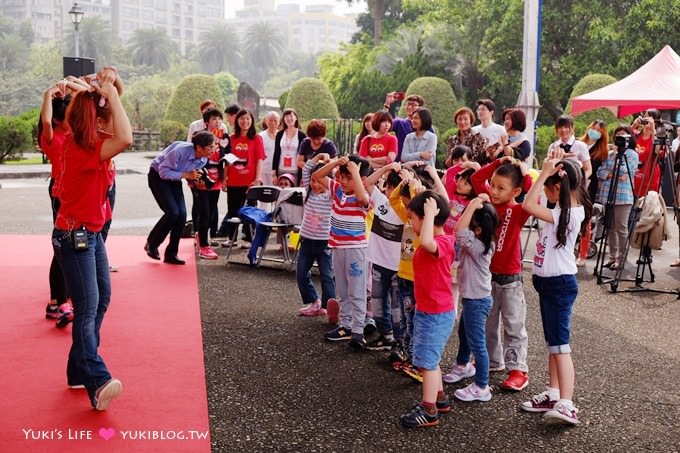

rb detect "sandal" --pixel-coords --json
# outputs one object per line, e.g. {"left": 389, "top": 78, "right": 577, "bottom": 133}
{"left": 609, "top": 260, "right": 621, "bottom": 270}
{"left": 604, "top": 259, "right": 616, "bottom": 268}
{"left": 671, "top": 259, "right": 680, "bottom": 268}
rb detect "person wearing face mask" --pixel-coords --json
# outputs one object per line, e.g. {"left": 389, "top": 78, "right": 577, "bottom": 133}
{"left": 575, "top": 120, "right": 609, "bottom": 267}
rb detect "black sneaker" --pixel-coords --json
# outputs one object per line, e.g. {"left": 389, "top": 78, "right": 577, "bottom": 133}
{"left": 363, "top": 318, "right": 377, "bottom": 336}
{"left": 366, "top": 334, "right": 393, "bottom": 351}
{"left": 389, "top": 342, "right": 408, "bottom": 363}
{"left": 349, "top": 335, "right": 366, "bottom": 351}
{"left": 400, "top": 403, "right": 439, "bottom": 428}
{"left": 45, "top": 303, "right": 59, "bottom": 320}
{"left": 436, "top": 395, "right": 451, "bottom": 413}
{"left": 325, "top": 326, "right": 352, "bottom": 342}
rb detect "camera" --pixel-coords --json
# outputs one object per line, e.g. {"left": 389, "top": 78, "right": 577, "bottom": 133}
{"left": 197, "top": 168, "right": 216, "bottom": 189}
{"left": 614, "top": 134, "right": 631, "bottom": 150}
{"left": 638, "top": 117, "right": 649, "bottom": 126}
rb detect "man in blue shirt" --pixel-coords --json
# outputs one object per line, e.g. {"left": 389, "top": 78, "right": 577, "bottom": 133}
{"left": 383, "top": 92, "right": 426, "bottom": 161}
{"left": 145, "top": 131, "right": 214, "bottom": 265}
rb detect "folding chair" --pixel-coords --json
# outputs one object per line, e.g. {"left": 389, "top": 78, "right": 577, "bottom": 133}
{"left": 225, "top": 185, "right": 281, "bottom": 262}
{"left": 268, "top": 187, "right": 305, "bottom": 269}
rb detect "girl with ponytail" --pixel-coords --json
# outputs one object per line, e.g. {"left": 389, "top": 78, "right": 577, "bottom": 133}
{"left": 521, "top": 150, "right": 592, "bottom": 426}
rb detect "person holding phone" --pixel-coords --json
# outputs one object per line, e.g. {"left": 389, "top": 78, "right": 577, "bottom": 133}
{"left": 384, "top": 91, "right": 426, "bottom": 161}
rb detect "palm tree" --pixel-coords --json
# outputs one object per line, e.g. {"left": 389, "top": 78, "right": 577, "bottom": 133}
{"left": 63, "top": 16, "right": 114, "bottom": 63}
{"left": 128, "top": 28, "right": 177, "bottom": 70}
{"left": 243, "top": 21, "right": 284, "bottom": 89}
{"left": 198, "top": 23, "right": 242, "bottom": 73}
{"left": 375, "top": 26, "right": 445, "bottom": 74}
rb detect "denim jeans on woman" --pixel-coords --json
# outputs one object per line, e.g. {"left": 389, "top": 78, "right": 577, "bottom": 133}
{"left": 457, "top": 296, "right": 493, "bottom": 387}
{"left": 52, "top": 229, "right": 112, "bottom": 407}
{"left": 296, "top": 238, "right": 335, "bottom": 308}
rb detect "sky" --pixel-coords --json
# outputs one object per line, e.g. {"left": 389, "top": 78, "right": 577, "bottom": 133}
{"left": 225, "top": 0, "right": 367, "bottom": 18}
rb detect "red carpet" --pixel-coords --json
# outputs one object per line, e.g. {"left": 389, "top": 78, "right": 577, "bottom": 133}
{"left": 0, "top": 235, "right": 211, "bottom": 452}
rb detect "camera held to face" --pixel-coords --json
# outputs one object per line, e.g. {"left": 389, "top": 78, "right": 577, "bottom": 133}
{"left": 196, "top": 167, "right": 216, "bottom": 190}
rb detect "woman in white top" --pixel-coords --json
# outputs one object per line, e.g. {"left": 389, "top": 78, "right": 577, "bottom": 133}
{"left": 272, "top": 108, "right": 306, "bottom": 184}
{"left": 258, "top": 111, "right": 280, "bottom": 186}
{"left": 401, "top": 107, "right": 437, "bottom": 166}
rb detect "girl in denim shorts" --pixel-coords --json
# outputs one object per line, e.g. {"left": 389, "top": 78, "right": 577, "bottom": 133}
{"left": 522, "top": 155, "right": 592, "bottom": 426}
{"left": 399, "top": 191, "right": 455, "bottom": 429}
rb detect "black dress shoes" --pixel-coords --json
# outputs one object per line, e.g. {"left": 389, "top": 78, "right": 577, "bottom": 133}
{"left": 163, "top": 255, "right": 186, "bottom": 265}
{"left": 144, "top": 243, "right": 160, "bottom": 260}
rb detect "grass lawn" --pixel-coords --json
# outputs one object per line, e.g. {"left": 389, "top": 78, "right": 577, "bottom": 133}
{"left": 3, "top": 156, "right": 46, "bottom": 165}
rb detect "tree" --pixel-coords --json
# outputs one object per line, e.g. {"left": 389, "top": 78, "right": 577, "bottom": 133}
{"left": 398, "top": 77, "right": 457, "bottom": 139}
{"left": 374, "top": 25, "right": 445, "bottom": 74}
{"left": 128, "top": 28, "right": 177, "bottom": 71}
{"left": 214, "top": 72, "right": 240, "bottom": 105}
{"left": 0, "top": 34, "right": 29, "bottom": 71}
{"left": 243, "top": 21, "right": 283, "bottom": 90}
{"left": 198, "top": 24, "right": 242, "bottom": 73}
{"left": 29, "top": 42, "right": 63, "bottom": 81}
{"left": 121, "top": 75, "right": 176, "bottom": 130}
{"left": 63, "top": 16, "right": 114, "bottom": 64}
{"left": 343, "top": 0, "right": 403, "bottom": 45}
{"left": 0, "top": 116, "right": 33, "bottom": 162}
{"left": 164, "top": 74, "right": 224, "bottom": 128}
{"left": 285, "top": 78, "right": 339, "bottom": 121}
{"left": 564, "top": 74, "right": 619, "bottom": 125}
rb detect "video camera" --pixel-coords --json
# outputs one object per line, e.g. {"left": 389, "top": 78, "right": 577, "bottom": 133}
{"left": 614, "top": 134, "right": 632, "bottom": 152}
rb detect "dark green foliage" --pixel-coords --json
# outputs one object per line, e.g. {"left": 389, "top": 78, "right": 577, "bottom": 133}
{"left": 164, "top": 75, "right": 224, "bottom": 128}
{"left": 278, "top": 91, "right": 289, "bottom": 111}
{"left": 160, "top": 120, "right": 186, "bottom": 147}
{"left": 0, "top": 116, "right": 33, "bottom": 163}
{"left": 214, "top": 72, "right": 239, "bottom": 105}
{"left": 285, "top": 78, "right": 339, "bottom": 121}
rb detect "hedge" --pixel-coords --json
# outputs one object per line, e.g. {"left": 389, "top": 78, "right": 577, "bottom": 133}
{"left": 285, "top": 78, "right": 339, "bottom": 121}
{"left": 164, "top": 74, "right": 225, "bottom": 128}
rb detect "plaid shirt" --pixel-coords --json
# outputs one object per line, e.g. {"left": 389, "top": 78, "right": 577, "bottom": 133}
{"left": 596, "top": 148, "right": 639, "bottom": 205}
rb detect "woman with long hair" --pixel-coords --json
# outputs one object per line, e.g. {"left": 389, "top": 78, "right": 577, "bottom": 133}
{"left": 576, "top": 119, "right": 609, "bottom": 266}
{"left": 53, "top": 67, "right": 132, "bottom": 410}
{"left": 272, "top": 108, "right": 306, "bottom": 183}
{"left": 221, "top": 109, "right": 265, "bottom": 249}
{"left": 401, "top": 107, "right": 437, "bottom": 166}
{"left": 354, "top": 113, "right": 374, "bottom": 154}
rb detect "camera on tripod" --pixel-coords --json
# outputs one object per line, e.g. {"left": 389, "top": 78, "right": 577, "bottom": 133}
{"left": 614, "top": 134, "right": 631, "bottom": 151}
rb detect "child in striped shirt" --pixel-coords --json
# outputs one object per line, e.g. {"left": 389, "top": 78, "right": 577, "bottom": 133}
{"left": 313, "top": 155, "right": 372, "bottom": 350}
{"left": 297, "top": 153, "right": 336, "bottom": 318}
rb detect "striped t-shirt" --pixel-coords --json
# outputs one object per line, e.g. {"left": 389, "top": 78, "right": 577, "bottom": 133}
{"left": 328, "top": 178, "right": 368, "bottom": 249}
{"left": 300, "top": 160, "right": 332, "bottom": 240}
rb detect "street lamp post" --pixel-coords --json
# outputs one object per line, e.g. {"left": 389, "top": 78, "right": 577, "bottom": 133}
{"left": 69, "top": 2, "right": 85, "bottom": 57}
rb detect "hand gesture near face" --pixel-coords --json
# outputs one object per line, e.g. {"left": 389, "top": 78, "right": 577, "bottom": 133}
{"left": 423, "top": 196, "right": 440, "bottom": 217}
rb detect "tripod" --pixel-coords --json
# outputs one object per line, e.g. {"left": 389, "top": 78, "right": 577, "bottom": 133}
{"left": 593, "top": 141, "right": 636, "bottom": 285}
{"left": 605, "top": 132, "right": 679, "bottom": 297}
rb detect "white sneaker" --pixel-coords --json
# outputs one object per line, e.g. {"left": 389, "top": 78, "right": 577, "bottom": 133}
{"left": 454, "top": 382, "right": 492, "bottom": 402}
{"left": 443, "top": 362, "right": 476, "bottom": 384}
{"left": 240, "top": 241, "right": 252, "bottom": 249}
{"left": 489, "top": 364, "right": 506, "bottom": 372}
{"left": 543, "top": 401, "right": 580, "bottom": 425}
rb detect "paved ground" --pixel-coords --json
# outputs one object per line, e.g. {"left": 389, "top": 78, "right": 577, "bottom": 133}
{"left": 2, "top": 153, "right": 680, "bottom": 452}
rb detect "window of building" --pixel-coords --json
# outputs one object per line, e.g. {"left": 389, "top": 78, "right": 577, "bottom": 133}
{"left": 172, "top": 28, "right": 180, "bottom": 38}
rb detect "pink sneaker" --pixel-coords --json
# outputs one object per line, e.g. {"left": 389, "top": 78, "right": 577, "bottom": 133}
{"left": 199, "top": 246, "right": 218, "bottom": 260}
{"left": 55, "top": 302, "right": 74, "bottom": 328}
{"left": 454, "top": 382, "right": 492, "bottom": 402}
{"left": 299, "top": 300, "right": 327, "bottom": 317}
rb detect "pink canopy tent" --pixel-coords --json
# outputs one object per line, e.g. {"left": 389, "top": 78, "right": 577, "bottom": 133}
{"left": 571, "top": 45, "right": 680, "bottom": 118}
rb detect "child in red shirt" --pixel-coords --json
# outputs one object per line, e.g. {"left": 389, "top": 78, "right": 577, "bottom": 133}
{"left": 467, "top": 156, "right": 533, "bottom": 392}
{"left": 399, "top": 191, "right": 455, "bottom": 429}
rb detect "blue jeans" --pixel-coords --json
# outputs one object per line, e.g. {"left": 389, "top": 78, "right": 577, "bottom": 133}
{"left": 52, "top": 229, "right": 112, "bottom": 406}
{"left": 397, "top": 277, "right": 415, "bottom": 358}
{"left": 457, "top": 297, "right": 493, "bottom": 387}
{"left": 412, "top": 310, "right": 455, "bottom": 370}
{"left": 370, "top": 263, "right": 398, "bottom": 336}
{"left": 532, "top": 274, "right": 578, "bottom": 354}
{"left": 296, "top": 238, "right": 335, "bottom": 307}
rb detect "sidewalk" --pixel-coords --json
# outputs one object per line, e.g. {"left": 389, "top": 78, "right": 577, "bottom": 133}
{"left": 0, "top": 151, "right": 157, "bottom": 180}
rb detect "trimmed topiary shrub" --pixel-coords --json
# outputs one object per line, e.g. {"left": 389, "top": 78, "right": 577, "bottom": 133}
{"left": 398, "top": 77, "right": 457, "bottom": 136}
{"left": 565, "top": 74, "right": 618, "bottom": 125}
{"left": 214, "top": 72, "right": 239, "bottom": 105}
{"left": 285, "top": 78, "right": 339, "bottom": 121}
{"left": 160, "top": 120, "right": 187, "bottom": 146}
{"left": 0, "top": 116, "right": 33, "bottom": 163}
{"left": 164, "top": 74, "right": 224, "bottom": 128}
